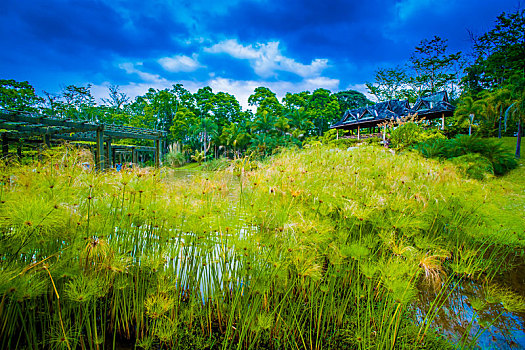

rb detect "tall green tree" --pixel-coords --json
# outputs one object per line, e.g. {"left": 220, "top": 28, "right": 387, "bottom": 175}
{"left": 366, "top": 67, "right": 412, "bottom": 102}
{"left": 504, "top": 75, "right": 525, "bottom": 158}
{"left": 409, "top": 36, "right": 462, "bottom": 97}
{"left": 219, "top": 122, "right": 251, "bottom": 157}
{"left": 334, "top": 90, "right": 374, "bottom": 112}
{"left": 466, "top": 9, "right": 525, "bottom": 90}
{"left": 487, "top": 88, "right": 512, "bottom": 138}
{"left": 285, "top": 109, "right": 314, "bottom": 141}
{"left": 282, "top": 91, "right": 311, "bottom": 111}
{"left": 101, "top": 85, "right": 130, "bottom": 110}
{"left": 248, "top": 87, "right": 283, "bottom": 117}
{"left": 306, "top": 88, "right": 340, "bottom": 135}
{"left": 60, "top": 84, "right": 101, "bottom": 121}
{"left": 0, "top": 80, "right": 42, "bottom": 112}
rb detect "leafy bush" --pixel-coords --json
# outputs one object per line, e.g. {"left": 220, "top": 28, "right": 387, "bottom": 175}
{"left": 165, "top": 150, "right": 186, "bottom": 167}
{"left": 445, "top": 135, "right": 488, "bottom": 157}
{"left": 390, "top": 122, "right": 424, "bottom": 149}
{"left": 361, "top": 137, "right": 382, "bottom": 145}
{"left": 451, "top": 154, "right": 494, "bottom": 180}
{"left": 190, "top": 150, "right": 205, "bottom": 164}
{"left": 415, "top": 135, "right": 518, "bottom": 177}
{"left": 327, "top": 138, "right": 360, "bottom": 148}
{"left": 473, "top": 138, "right": 518, "bottom": 175}
{"left": 414, "top": 139, "right": 447, "bottom": 158}
{"left": 390, "top": 122, "right": 445, "bottom": 150}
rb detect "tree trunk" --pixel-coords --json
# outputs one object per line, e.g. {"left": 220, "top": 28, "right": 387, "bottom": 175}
{"left": 469, "top": 114, "right": 474, "bottom": 136}
{"left": 203, "top": 129, "right": 207, "bottom": 161}
{"left": 516, "top": 120, "right": 522, "bottom": 159}
{"left": 498, "top": 107, "right": 502, "bottom": 138}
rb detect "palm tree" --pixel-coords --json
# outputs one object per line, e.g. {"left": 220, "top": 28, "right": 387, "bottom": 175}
{"left": 504, "top": 76, "right": 525, "bottom": 158}
{"left": 488, "top": 88, "right": 512, "bottom": 138}
{"left": 252, "top": 111, "right": 277, "bottom": 134}
{"left": 220, "top": 122, "right": 251, "bottom": 158}
{"left": 274, "top": 116, "right": 290, "bottom": 135}
{"left": 285, "top": 109, "right": 314, "bottom": 140}
{"left": 454, "top": 96, "right": 486, "bottom": 136}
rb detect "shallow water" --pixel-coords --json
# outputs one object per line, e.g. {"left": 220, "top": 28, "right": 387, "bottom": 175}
{"left": 417, "top": 277, "right": 525, "bottom": 349}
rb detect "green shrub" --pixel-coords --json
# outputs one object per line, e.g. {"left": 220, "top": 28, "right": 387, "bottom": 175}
{"left": 165, "top": 150, "right": 186, "bottom": 167}
{"left": 391, "top": 122, "right": 445, "bottom": 150}
{"left": 415, "top": 135, "right": 518, "bottom": 177}
{"left": 451, "top": 154, "right": 494, "bottom": 180}
{"left": 475, "top": 139, "right": 518, "bottom": 175}
{"left": 327, "top": 138, "right": 359, "bottom": 148}
{"left": 362, "top": 136, "right": 382, "bottom": 145}
{"left": 415, "top": 139, "right": 447, "bottom": 158}
{"left": 445, "top": 135, "right": 488, "bottom": 157}
{"left": 390, "top": 122, "right": 424, "bottom": 149}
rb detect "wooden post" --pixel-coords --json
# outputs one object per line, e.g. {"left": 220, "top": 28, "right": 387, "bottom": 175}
{"left": 132, "top": 147, "right": 137, "bottom": 165}
{"left": 357, "top": 126, "right": 361, "bottom": 141}
{"left": 336, "top": 129, "right": 339, "bottom": 140}
{"left": 17, "top": 142, "right": 22, "bottom": 160}
{"left": 95, "top": 129, "right": 104, "bottom": 171}
{"left": 43, "top": 134, "right": 51, "bottom": 148}
{"left": 154, "top": 139, "right": 160, "bottom": 168}
{"left": 441, "top": 113, "right": 445, "bottom": 130}
{"left": 159, "top": 139, "right": 163, "bottom": 165}
{"left": 105, "top": 138, "right": 112, "bottom": 169}
{"left": 2, "top": 133, "right": 8, "bottom": 159}
{"left": 383, "top": 125, "right": 387, "bottom": 144}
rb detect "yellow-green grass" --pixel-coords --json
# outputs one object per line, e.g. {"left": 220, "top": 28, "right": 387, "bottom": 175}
{"left": 0, "top": 143, "right": 522, "bottom": 349}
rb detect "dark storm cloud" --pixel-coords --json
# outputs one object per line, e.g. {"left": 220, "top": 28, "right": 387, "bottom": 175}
{"left": 0, "top": 0, "right": 188, "bottom": 82}
{"left": 207, "top": 0, "right": 401, "bottom": 63}
{"left": 0, "top": 0, "right": 522, "bottom": 104}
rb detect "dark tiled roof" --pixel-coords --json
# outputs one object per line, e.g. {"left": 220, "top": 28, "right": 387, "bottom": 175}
{"left": 331, "top": 91, "right": 454, "bottom": 129}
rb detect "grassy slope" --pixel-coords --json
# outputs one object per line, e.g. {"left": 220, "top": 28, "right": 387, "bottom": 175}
{"left": 485, "top": 137, "right": 525, "bottom": 245}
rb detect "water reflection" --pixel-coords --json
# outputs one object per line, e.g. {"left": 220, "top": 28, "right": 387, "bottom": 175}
{"left": 417, "top": 280, "right": 525, "bottom": 349}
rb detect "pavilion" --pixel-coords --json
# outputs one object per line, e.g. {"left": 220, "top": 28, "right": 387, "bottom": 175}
{"left": 330, "top": 91, "right": 455, "bottom": 139}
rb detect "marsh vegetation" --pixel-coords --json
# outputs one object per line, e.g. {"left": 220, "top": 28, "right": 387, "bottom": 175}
{"left": 0, "top": 140, "right": 523, "bottom": 349}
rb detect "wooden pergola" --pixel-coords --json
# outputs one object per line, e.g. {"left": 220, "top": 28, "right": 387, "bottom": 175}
{"left": 0, "top": 109, "right": 167, "bottom": 170}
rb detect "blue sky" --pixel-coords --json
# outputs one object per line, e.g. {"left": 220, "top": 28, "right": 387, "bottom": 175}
{"left": 1, "top": 0, "right": 522, "bottom": 109}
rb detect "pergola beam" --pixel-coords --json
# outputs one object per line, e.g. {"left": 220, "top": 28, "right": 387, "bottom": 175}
{"left": 0, "top": 111, "right": 99, "bottom": 131}
{"left": 1, "top": 109, "right": 167, "bottom": 169}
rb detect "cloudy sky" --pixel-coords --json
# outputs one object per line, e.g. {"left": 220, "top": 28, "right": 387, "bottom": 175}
{"left": 1, "top": 0, "right": 522, "bottom": 109}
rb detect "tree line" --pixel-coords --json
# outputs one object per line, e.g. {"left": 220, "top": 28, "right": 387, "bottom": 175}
{"left": 366, "top": 9, "right": 524, "bottom": 151}
{"left": 1, "top": 8, "right": 523, "bottom": 160}
{"left": 0, "top": 80, "right": 374, "bottom": 160}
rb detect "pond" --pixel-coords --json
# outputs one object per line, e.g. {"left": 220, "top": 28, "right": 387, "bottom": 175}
{"left": 417, "top": 268, "right": 525, "bottom": 349}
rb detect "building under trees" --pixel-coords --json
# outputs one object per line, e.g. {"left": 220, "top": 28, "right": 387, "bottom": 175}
{"left": 330, "top": 91, "right": 455, "bottom": 138}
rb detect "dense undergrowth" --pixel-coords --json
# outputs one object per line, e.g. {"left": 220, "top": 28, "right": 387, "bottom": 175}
{"left": 0, "top": 144, "right": 523, "bottom": 349}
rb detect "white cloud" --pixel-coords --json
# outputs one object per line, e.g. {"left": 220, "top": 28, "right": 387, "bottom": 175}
{"left": 394, "top": 0, "right": 432, "bottom": 21}
{"left": 207, "top": 76, "right": 340, "bottom": 110}
{"left": 94, "top": 57, "right": 339, "bottom": 110}
{"left": 158, "top": 54, "right": 202, "bottom": 72}
{"left": 205, "top": 39, "right": 329, "bottom": 78}
{"left": 92, "top": 75, "right": 340, "bottom": 111}
{"left": 345, "top": 83, "right": 377, "bottom": 102}
{"left": 118, "top": 62, "right": 169, "bottom": 85}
